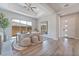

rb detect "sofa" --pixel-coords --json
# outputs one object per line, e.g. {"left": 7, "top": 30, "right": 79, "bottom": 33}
{"left": 13, "top": 32, "right": 43, "bottom": 50}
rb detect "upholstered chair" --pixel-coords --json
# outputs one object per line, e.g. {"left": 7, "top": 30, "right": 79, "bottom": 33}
{"left": 31, "top": 32, "right": 43, "bottom": 45}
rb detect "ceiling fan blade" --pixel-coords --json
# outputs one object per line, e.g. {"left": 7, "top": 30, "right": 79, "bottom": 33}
{"left": 24, "top": 6, "right": 27, "bottom": 8}
{"left": 31, "top": 8, "right": 37, "bottom": 14}
{"left": 29, "top": 3, "right": 31, "bottom": 6}
{"left": 31, "top": 8, "right": 34, "bottom": 11}
{"left": 25, "top": 3, "right": 30, "bottom": 7}
{"left": 31, "top": 7, "right": 37, "bottom": 9}
{"left": 24, "top": 3, "right": 37, "bottom": 14}
{"left": 25, "top": 3, "right": 28, "bottom": 5}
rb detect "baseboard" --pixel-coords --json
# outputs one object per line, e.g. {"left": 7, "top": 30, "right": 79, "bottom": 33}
{"left": 66, "top": 37, "right": 79, "bottom": 40}
{"left": 72, "top": 37, "right": 79, "bottom": 40}
{"left": 59, "top": 36, "right": 79, "bottom": 40}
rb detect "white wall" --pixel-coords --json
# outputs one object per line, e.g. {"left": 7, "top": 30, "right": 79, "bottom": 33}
{"left": 38, "top": 11, "right": 58, "bottom": 40}
{"left": 0, "top": 8, "right": 37, "bottom": 41}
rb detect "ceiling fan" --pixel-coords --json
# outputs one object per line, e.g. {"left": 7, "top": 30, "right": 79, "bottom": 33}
{"left": 24, "top": 3, "right": 37, "bottom": 14}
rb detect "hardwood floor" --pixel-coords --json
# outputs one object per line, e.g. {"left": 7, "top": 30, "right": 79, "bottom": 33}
{"left": 12, "top": 38, "right": 79, "bottom": 56}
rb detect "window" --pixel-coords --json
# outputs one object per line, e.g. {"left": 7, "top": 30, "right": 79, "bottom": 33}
{"left": 12, "top": 19, "right": 20, "bottom": 23}
{"left": 12, "top": 19, "right": 32, "bottom": 36}
{"left": 64, "top": 34, "right": 68, "bottom": 37}
{"left": 64, "top": 20, "right": 68, "bottom": 37}
{"left": 12, "top": 19, "right": 32, "bottom": 26}
{"left": 64, "top": 25, "right": 68, "bottom": 27}
{"left": 65, "top": 29, "right": 68, "bottom": 32}
{"left": 26, "top": 21, "right": 32, "bottom": 26}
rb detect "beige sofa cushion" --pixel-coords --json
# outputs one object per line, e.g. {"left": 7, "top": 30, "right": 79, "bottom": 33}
{"left": 19, "top": 37, "right": 31, "bottom": 47}
{"left": 38, "top": 35, "right": 43, "bottom": 41}
{"left": 31, "top": 32, "right": 43, "bottom": 43}
{"left": 31, "top": 35, "right": 38, "bottom": 43}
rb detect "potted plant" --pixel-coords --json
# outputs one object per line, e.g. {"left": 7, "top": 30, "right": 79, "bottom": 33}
{"left": 0, "top": 13, "right": 9, "bottom": 42}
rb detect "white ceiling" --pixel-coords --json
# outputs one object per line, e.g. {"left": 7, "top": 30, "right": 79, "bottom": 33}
{"left": 47, "top": 3, "right": 76, "bottom": 12}
{"left": 0, "top": 3, "right": 79, "bottom": 18}
{"left": 17, "top": 3, "right": 42, "bottom": 16}
{"left": 19, "top": 3, "right": 79, "bottom": 17}
{"left": 47, "top": 3, "right": 79, "bottom": 16}
{"left": 0, "top": 3, "right": 47, "bottom": 18}
{"left": 17, "top": 3, "right": 52, "bottom": 18}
